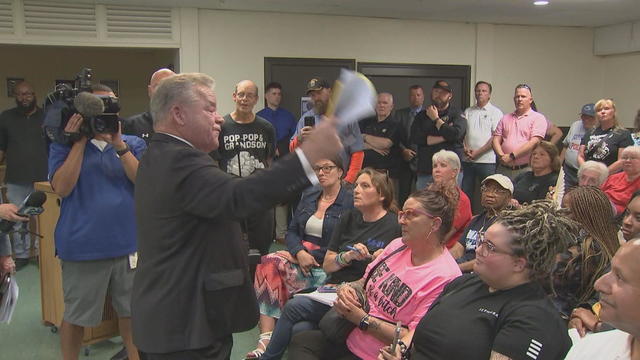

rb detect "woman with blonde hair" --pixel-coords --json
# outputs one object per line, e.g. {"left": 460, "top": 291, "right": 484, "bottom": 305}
{"left": 578, "top": 98, "right": 633, "bottom": 174}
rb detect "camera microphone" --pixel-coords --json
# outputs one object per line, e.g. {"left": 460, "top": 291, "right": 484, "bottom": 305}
{"left": 0, "top": 191, "right": 47, "bottom": 233}
{"left": 73, "top": 92, "right": 104, "bottom": 118}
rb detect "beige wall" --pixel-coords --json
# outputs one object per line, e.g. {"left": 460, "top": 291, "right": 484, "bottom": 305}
{"left": 601, "top": 52, "right": 640, "bottom": 128}
{"left": 0, "top": 45, "right": 176, "bottom": 118}
{"left": 197, "top": 10, "right": 611, "bottom": 127}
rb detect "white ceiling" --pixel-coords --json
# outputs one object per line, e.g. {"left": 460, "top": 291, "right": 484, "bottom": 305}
{"left": 78, "top": 0, "right": 640, "bottom": 27}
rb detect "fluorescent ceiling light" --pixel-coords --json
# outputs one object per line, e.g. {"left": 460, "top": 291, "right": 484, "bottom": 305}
{"left": 534, "top": 1, "right": 549, "bottom": 5}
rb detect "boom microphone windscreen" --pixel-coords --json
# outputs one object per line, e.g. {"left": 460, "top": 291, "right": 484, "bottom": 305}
{"left": 73, "top": 92, "right": 104, "bottom": 118}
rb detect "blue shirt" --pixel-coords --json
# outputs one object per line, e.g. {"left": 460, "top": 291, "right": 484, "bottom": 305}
{"left": 48, "top": 135, "right": 146, "bottom": 261}
{"left": 256, "top": 107, "right": 297, "bottom": 142}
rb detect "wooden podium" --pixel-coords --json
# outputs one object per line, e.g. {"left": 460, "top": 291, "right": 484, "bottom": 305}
{"left": 35, "top": 182, "right": 119, "bottom": 344}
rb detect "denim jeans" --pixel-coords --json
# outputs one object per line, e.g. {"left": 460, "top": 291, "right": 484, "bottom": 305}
{"left": 461, "top": 162, "right": 496, "bottom": 198}
{"left": 261, "top": 296, "right": 331, "bottom": 360}
{"left": 5, "top": 183, "right": 36, "bottom": 259}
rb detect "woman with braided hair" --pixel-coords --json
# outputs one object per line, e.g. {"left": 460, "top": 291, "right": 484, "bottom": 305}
{"left": 554, "top": 186, "right": 619, "bottom": 318}
{"left": 379, "top": 200, "right": 577, "bottom": 360}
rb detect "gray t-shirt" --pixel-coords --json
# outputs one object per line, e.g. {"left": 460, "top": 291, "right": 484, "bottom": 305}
{"left": 562, "top": 120, "right": 587, "bottom": 170}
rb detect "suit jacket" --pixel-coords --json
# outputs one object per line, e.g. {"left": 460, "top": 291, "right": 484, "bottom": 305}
{"left": 132, "top": 133, "right": 311, "bottom": 353}
{"left": 394, "top": 107, "right": 418, "bottom": 171}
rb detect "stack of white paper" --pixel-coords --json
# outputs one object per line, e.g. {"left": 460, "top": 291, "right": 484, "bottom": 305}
{"left": 327, "top": 69, "right": 377, "bottom": 126}
{"left": 294, "top": 290, "right": 338, "bottom": 306}
{"left": 0, "top": 274, "right": 19, "bottom": 323}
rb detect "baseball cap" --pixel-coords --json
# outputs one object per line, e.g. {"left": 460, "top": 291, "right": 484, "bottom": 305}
{"left": 432, "top": 80, "right": 452, "bottom": 93}
{"left": 306, "top": 78, "right": 331, "bottom": 94}
{"left": 481, "top": 174, "right": 514, "bottom": 194}
{"left": 580, "top": 103, "right": 595, "bottom": 117}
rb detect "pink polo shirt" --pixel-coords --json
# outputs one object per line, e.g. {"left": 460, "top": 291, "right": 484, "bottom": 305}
{"left": 494, "top": 110, "right": 547, "bottom": 166}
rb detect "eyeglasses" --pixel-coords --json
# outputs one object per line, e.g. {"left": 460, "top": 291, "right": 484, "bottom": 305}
{"left": 235, "top": 92, "right": 257, "bottom": 100}
{"left": 398, "top": 208, "right": 437, "bottom": 221}
{"left": 313, "top": 165, "right": 337, "bottom": 174}
{"left": 515, "top": 83, "right": 532, "bottom": 91}
{"left": 480, "top": 185, "right": 510, "bottom": 196}
{"left": 476, "top": 232, "right": 514, "bottom": 256}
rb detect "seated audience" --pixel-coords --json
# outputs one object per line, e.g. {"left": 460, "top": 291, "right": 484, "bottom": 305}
{"left": 379, "top": 200, "right": 576, "bottom": 360}
{"left": 258, "top": 168, "right": 401, "bottom": 360}
{"left": 512, "top": 140, "right": 559, "bottom": 206}
{"left": 453, "top": 174, "right": 513, "bottom": 272}
{"left": 250, "top": 156, "right": 353, "bottom": 358}
{"left": 578, "top": 98, "right": 633, "bottom": 174}
{"left": 621, "top": 191, "right": 640, "bottom": 242}
{"left": 577, "top": 160, "right": 609, "bottom": 187}
{"left": 601, "top": 146, "right": 640, "bottom": 215}
{"left": 287, "top": 188, "right": 462, "bottom": 360}
{"left": 428, "top": 150, "right": 472, "bottom": 249}
{"left": 565, "top": 239, "right": 640, "bottom": 359}
{"left": 553, "top": 186, "right": 619, "bottom": 319}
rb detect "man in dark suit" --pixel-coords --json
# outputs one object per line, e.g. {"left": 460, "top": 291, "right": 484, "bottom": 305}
{"left": 395, "top": 84, "right": 424, "bottom": 206}
{"left": 132, "top": 73, "right": 342, "bottom": 359}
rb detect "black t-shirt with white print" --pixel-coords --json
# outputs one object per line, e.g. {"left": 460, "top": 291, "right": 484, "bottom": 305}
{"left": 581, "top": 126, "right": 633, "bottom": 167}
{"left": 216, "top": 114, "right": 276, "bottom": 177}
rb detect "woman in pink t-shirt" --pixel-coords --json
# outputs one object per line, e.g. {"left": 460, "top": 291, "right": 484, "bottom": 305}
{"left": 287, "top": 188, "right": 462, "bottom": 360}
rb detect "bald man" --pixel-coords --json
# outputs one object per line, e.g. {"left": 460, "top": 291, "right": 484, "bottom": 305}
{"left": 213, "top": 80, "right": 276, "bottom": 255}
{"left": 565, "top": 239, "right": 640, "bottom": 359}
{"left": 123, "top": 68, "right": 175, "bottom": 143}
{"left": 0, "top": 81, "right": 48, "bottom": 270}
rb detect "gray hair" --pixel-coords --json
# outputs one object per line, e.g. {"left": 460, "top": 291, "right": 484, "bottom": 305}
{"left": 578, "top": 160, "right": 609, "bottom": 186}
{"left": 432, "top": 150, "right": 461, "bottom": 171}
{"left": 151, "top": 73, "right": 215, "bottom": 125}
{"left": 622, "top": 146, "right": 640, "bottom": 158}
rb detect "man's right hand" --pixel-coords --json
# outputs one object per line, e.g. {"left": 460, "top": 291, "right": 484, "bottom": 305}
{"left": 0, "top": 204, "right": 29, "bottom": 222}
{"left": 299, "top": 117, "right": 342, "bottom": 166}
{"left": 0, "top": 255, "right": 15, "bottom": 275}
{"left": 298, "top": 126, "right": 314, "bottom": 143}
{"left": 401, "top": 148, "right": 416, "bottom": 161}
{"left": 65, "top": 113, "right": 84, "bottom": 134}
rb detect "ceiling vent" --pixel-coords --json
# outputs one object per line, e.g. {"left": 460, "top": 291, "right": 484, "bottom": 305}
{"left": 23, "top": 1, "right": 96, "bottom": 36}
{"left": 106, "top": 6, "right": 173, "bottom": 39}
{"left": 0, "top": 0, "right": 13, "bottom": 34}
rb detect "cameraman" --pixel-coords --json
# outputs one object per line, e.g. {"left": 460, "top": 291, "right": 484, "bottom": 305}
{"left": 48, "top": 85, "right": 145, "bottom": 360}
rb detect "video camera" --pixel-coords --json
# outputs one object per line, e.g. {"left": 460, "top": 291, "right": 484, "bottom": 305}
{"left": 43, "top": 68, "right": 121, "bottom": 145}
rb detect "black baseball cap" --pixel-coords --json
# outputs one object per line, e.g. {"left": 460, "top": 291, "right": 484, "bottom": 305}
{"left": 433, "top": 80, "right": 452, "bottom": 93}
{"left": 306, "top": 78, "right": 331, "bottom": 94}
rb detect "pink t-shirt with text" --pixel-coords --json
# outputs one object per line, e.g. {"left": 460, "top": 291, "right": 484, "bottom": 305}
{"left": 494, "top": 109, "right": 547, "bottom": 166}
{"left": 346, "top": 238, "right": 462, "bottom": 360}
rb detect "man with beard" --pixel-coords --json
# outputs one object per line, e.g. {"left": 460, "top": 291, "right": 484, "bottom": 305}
{"left": 290, "top": 78, "right": 364, "bottom": 184}
{"left": 410, "top": 80, "right": 467, "bottom": 189}
{"left": 0, "top": 81, "right": 48, "bottom": 270}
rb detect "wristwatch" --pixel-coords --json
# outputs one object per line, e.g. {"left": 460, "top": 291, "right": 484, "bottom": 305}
{"left": 358, "top": 314, "right": 370, "bottom": 331}
{"left": 116, "top": 143, "right": 130, "bottom": 157}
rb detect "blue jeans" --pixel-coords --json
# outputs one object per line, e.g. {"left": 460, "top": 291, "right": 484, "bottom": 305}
{"left": 261, "top": 296, "right": 331, "bottom": 360}
{"left": 4, "top": 183, "right": 36, "bottom": 259}
{"left": 416, "top": 172, "right": 463, "bottom": 191}
{"left": 461, "top": 162, "right": 496, "bottom": 198}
